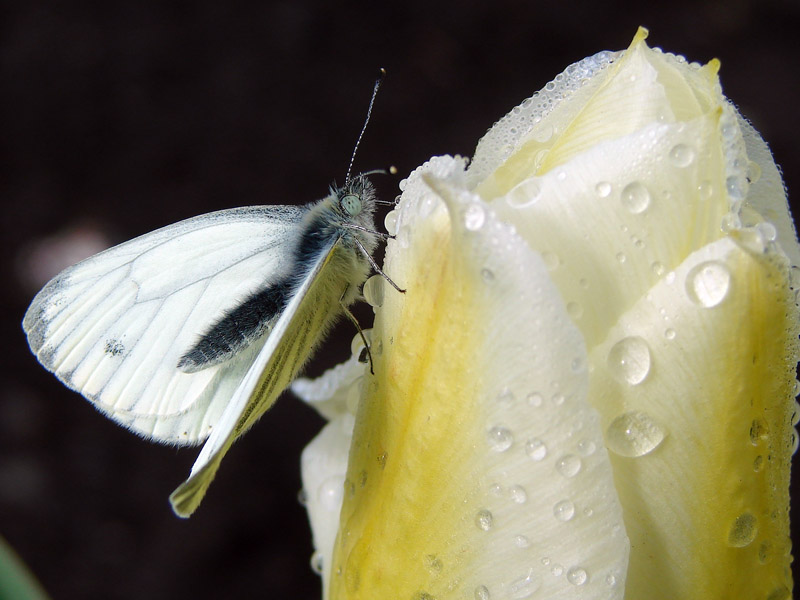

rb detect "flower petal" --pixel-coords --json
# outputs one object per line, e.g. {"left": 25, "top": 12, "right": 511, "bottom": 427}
{"left": 587, "top": 237, "right": 797, "bottom": 598}
{"left": 326, "top": 158, "right": 629, "bottom": 599}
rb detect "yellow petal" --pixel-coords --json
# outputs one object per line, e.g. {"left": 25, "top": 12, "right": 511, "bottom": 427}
{"left": 588, "top": 237, "right": 797, "bottom": 598}
{"left": 327, "top": 157, "right": 629, "bottom": 599}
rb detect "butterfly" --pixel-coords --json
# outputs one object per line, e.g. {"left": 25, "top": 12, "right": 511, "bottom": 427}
{"left": 22, "top": 71, "right": 398, "bottom": 517}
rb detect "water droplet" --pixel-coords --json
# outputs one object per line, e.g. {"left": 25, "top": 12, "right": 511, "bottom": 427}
{"left": 621, "top": 181, "right": 651, "bottom": 214}
{"left": 753, "top": 455, "right": 764, "bottom": 472}
{"left": 507, "top": 179, "right": 543, "bottom": 208}
{"left": 542, "top": 251, "right": 560, "bottom": 270}
{"left": 525, "top": 438, "right": 547, "bottom": 461}
{"left": 577, "top": 439, "right": 596, "bottom": 456}
{"left": 698, "top": 180, "right": 713, "bottom": 199}
{"left": 595, "top": 181, "right": 612, "bottom": 197}
{"left": 555, "top": 454, "right": 582, "bottom": 477}
{"left": 474, "top": 585, "right": 491, "bottom": 600}
{"left": 475, "top": 509, "right": 494, "bottom": 531}
{"left": 668, "top": 143, "right": 695, "bottom": 167}
{"left": 583, "top": 507, "right": 594, "bottom": 517}
{"left": 486, "top": 426, "right": 513, "bottom": 452}
{"left": 424, "top": 554, "right": 443, "bottom": 574}
{"left": 616, "top": 252, "right": 627, "bottom": 263}
{"left": 605, "top": 573, "right": 618, "bottom": 587}
{"left": 651, "top": 261, "right": 665, "bottom": 276}
{"left": 749, "top": 418, "right": 769, "bottom": 445}
{"left": 481, "top": 268, "right": 495, "bottom": 284}
{"left": 508, "top": 569, "right": 541, "bottom": 598}
{"left": 686, "top": 261, "right": 731, "bottom": 307}
{"left": 526, "top": 392, "right": 543, "bottom": 407}
{"left": 579, "top": 277, "right": 590, "bottom": 289}
{"left": 310, "top": 551, "right": 324, "bottom": 574}
{"left": 318, "top": 476, "right": 344, "bottom": 511}
{"left": 497, "top": 389, "right": 515, "bottom": 403}
{"left": 508, "top": 485, "right": 527, "bottom": 504}
{"left": 567, "top": 301, "right": 583, "bottom": 319}
{"left": 464, "top": 204, "right": 486, "bottom": 231}
{"left": 363, "top": 275, "right": 385, "bottom": 308}
{"left": 553, "top": 499, "right": 575, "bottom": 521}
{"left": 541, "top": 557, "right": 550, "bottom": 566}
{"left": 758, "top": 540, "right": 773, "bottom": 564}
{"left": 728, "top": 512, "right": 758, "bottom": 547}
{"left": 514, "top": 535, "right": 530, "bottom": 548}
{"left": 606, "top": 411, "right": 667, "bottom": 457}
{"left": 551, "top": 564, "right": 564, "bottom": 576}
{"left": 297, "top": 488, "right": 308, "bottom": 506}
{"left": 384, "top": 210, "right": 399, "bottom": 235}
{"left": 607, "top": 336, "right": 651, "bottom": 385}
{"left": 556, "top": 170, "right": 567, "bottom": 181}
{"left": 664, "top": 328, "right": 676, "bottom": 340}
{"left": 489, "top": 483, "right": 503, "bottom": 497}
{"left": 551, "top": 393, "right": 565, "bottom": 406}
{"left": 566, "top": 567, "right": 588, "bottom": 586}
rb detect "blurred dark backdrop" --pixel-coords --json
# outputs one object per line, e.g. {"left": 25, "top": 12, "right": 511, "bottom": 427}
{"left": 2, "top": 1, "right": 799, "bottom": 598}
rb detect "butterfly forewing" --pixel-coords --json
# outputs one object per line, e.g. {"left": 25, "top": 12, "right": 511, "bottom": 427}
{"left": 23, "top": 205, "right": 304, "bottom": 445}
{"left": 169, "top": 235, "right": 350, "bottom": 517}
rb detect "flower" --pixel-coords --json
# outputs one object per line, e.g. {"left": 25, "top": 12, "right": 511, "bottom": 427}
{"left": 294, "top": 27, "right": 799, "bottom": 599}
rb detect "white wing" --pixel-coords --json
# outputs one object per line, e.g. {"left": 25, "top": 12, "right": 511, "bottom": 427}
{"left": 23, "top": 205, "right": 305, "bottom": 445}
{"left": 170, "top": 237, "right": 349, "bottom": 517}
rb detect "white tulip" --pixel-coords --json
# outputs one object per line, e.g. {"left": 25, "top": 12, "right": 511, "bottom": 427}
{"left": 295, "top": 27, "right": 799, "bottom": 599}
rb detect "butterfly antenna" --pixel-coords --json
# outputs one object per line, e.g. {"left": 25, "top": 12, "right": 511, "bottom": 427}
{"left": 345, "top": 68, "right": 386, "bottom": 185}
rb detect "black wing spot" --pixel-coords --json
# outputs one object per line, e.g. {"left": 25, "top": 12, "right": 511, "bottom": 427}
{"left": 104, "top": 339, "right": 125, "bottom": 356}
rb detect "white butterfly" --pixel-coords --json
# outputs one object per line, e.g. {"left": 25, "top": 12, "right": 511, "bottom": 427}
{"left": 22, "top": 172, "right": 394, "bottom": 517}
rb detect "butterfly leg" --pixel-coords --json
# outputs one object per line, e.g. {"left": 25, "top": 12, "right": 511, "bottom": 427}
{"left": 353, "top": 237, "right": 406, "bottom": 294}
{"left": 340, "top": 287, "right": 375, "bottom": 375}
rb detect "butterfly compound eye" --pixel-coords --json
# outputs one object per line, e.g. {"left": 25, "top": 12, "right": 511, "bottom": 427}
{"left": 340, "top": 194, "right": 362, "bottom": 216}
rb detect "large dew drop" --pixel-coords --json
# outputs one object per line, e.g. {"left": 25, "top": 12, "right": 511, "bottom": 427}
{"left": 620, "top": 181, "right": 651, "bottom": 214}
{"left": 607, "top": 336, "right": 652, "bottom": 385}
{"left": 606, "top": 411, "right": 667, "bottom": 457}
{"left": 728, "top": 512, "right": 758, "bottom": 547}
{"left": 685, "top": 261, "right": 731, "bottom": 307}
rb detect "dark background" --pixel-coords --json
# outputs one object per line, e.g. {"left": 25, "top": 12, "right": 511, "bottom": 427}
{"left": 2, "top": 1, "right": 799, "bottom": 598}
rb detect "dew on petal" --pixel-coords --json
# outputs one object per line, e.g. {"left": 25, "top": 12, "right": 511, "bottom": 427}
{"left": 507, "top": 178, "right": 543, "bottom": 208}
{"left": 526, "top": 392, "right": 543, "bottom": 407}
{"left": 553, "top": 499, "right": 576, "bottom": 521}
{"left": 525, "top": 438, "right": 547, "bottom": 461}
{"left": 542, "top": 251, "right": 560, "bottom": 270}
{"left": 363, "top": 274, "right": 385, "bottom": 308}
{"left": 476, "top": 509, "right": 494, "bottom": 531}
{"left": 464, "top": 204, "right": 486, "bottom": 231}
{"left": 481, "top": 268, "right": 496, "bottom": 284}
{"left": 318, "top": 476, "right": 344, "bottom": 511}
{"left": 727, "top": 512, "right": 758, "bottom": 547}
{"left": 508, "top": 569, "right": 541, "bottom": 599}
{"left": 607, "top": 336, "right": 651, "bottom": 385}
{"left": 508, "top": 485, "right": 528, "bottom": 504}
{"left": 685, "top": 261, "right": 731, "bottom": 307}
{"left": 514, "top": 535, "right": 530, "bottom": 548}
{"left": 474, "top": 585, "right": 491, "bottom": 600}
{"left": 595, "top": 181, "right": 612, "bottom": 197}
{"left": 664, "top": 328, "right": 676, "bottom": 340}
{"left": 668, "top": 143, "right": 695, "bottom": 167}
{"left": 577, "top": 439, "right": 596, "bottom": 456}
{"left": 606, "top": 411, "right": 667, "bottom": 457}
{"left": 621, "top": 181, "right": 651, "bottom": 214}
{"left": 567, "top": 301, "right": 583, "bottom": 319}
{"left": 566, "top": 567, "right": 588, "bottom": 586}
{"left": 487, "top": 426, "right": 513, "bottom": 452}
{"left": 555, "top": 454, "right": 582, "bottom": 477}
{"left": 310, "top": 551, "right": 324, "bottom": 575}
{"left": 384, "top": 209, "right": 399, "bottom": 235}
